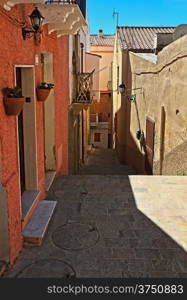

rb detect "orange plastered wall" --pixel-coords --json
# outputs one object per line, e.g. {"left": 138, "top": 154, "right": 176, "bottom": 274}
{"left": 0, "top": 4, "right": 69, "bottom": 263}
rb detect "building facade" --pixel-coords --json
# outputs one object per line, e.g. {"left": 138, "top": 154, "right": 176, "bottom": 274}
{"left": 68, "top": 15, "right": 93, "bottom": 173}
{"left": 90, "top": 30, "right": 115, "bottom": 149}
{"left": 113, "top": 25, "right": 187, "bottom": 175}
{"left": 0, "top": 0, "right": 87, "bottom": 266}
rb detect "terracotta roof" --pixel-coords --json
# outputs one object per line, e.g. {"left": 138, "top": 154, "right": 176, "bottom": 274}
{"left": 118, "top": 26, "right": 175, "bottom": 52}
{"left": 90, "top": 34, "right": 115, "bottom": 46}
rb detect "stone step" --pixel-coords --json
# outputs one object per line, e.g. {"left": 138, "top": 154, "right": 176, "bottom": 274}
{"left": 22, "top": 191, "right": 40, "bottom": 220}
{"left": 22, "top": 200, "right": 57, "bottom": 246}
{"left": 45, "top": 171, "right": 56, "bottom": 192}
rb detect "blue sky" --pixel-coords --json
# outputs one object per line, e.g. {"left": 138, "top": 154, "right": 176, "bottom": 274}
{"left": 88, "top": 0, "right": 187, "bottom": 34}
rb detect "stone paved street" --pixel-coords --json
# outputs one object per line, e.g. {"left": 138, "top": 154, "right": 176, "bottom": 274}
{"left": 4, "top": 149, "right": 187, "bottom": 278}
{"left": 79, "top": 148, "right": 136, "bottom": 175}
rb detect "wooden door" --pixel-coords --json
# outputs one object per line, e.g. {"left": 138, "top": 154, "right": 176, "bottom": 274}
{"left": 41, "top": 53, "right": 55, "bottom": 172}
{"left": 16, "top": 68, "right": 26, "bottom": 194}
{"left": 145, "top": 117, "right": 155, "bottom": 175}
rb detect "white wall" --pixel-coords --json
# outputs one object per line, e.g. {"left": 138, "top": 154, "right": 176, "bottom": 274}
{"left": 91, "top": 127, "right": 109, "bottom": 149}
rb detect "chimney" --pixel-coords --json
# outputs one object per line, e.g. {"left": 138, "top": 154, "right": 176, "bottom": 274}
{"left": 98, "top": 29, "right": 103, "bottom": 37}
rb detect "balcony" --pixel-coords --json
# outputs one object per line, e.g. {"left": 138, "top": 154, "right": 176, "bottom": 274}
{"left": 0, "top": 0, "right": 44, "bottom": 11}
{"left": 1, "top": 0, "right": 87, "bottom": 36}
{"left": 72, "top": 71, "right": 94, "bottom": 114}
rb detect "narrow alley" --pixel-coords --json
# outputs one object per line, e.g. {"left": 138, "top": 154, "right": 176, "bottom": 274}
{"left": 4, "top": 149, "right": 187, "bottom": 278}
{"left": 79, "top": 148, "right": 136, "bottom": 175}
{"left": 1, "top": 1, "right": 187, "bottom": 294}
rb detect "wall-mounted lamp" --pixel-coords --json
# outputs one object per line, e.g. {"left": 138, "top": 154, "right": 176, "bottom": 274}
{"left": 118, "top": 82, "right": 126, "bottom": 94}
{"left": 118, "top": 82, "right": 143, "bottom": 102}
{"left": 136, "top": 129, "right": 142, "bottom": 140}
{"left": 128, "top": 94, "right": 136, "bottom": 102}
{"left": 22, "top": 7, "right": 44, "bottom": 42}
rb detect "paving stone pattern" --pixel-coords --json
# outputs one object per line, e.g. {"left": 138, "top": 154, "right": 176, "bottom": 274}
{"left": 79, "top": 148, "right": 136, "bottom": 175}
{"left": 4, "top": 149, "right": 187, "bottom": 278}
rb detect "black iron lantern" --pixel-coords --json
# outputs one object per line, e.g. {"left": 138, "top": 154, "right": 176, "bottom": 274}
{"left": 22, "top": 7, "right": 44, "bottom": 41}
{"left": 136, "top": 130, "right": 141, "bottom": 140}
{"left": 119, "top": 82, "right": 126, "bottom": 94}
{"left": 29, "top": 7, "right": 44, "bottom": 31}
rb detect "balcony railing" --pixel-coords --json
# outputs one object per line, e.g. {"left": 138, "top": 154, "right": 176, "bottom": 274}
{"left": 74, "top": 71, "right": 94, "bottom": 104}
{"left": 45, "top": 0, "right": 86, "bottom": 19}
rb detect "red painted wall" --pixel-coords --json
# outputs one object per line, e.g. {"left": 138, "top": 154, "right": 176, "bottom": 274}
{"left": 0, "top": 4, "right": 69, "bottom": 264}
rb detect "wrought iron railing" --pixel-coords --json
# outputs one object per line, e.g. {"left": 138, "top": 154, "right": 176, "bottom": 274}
{"left": 74, "top": 71, "right": 94, "bottom": 104}
{"left": 45, "top": 0, "right": 77, "bottom": 4}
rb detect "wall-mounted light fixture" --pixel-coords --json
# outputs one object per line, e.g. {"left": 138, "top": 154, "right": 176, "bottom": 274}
{"left": 128, "top": 94, "right": 136, "bottom": 102}
{"left": 22, "top": 7, "right": 44, "bottom": 43}
{"left": 118, "top": 82, "right": 143, "bottom": 102}
{"left": 118, "top": 82, "right": 126, "bottom": 94}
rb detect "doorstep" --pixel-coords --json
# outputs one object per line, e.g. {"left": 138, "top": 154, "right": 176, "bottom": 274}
{"left": 21, "top": 190, "right": 41, "bottom": 229}
{"left": 22, "top": 191, "right": 40, "bottom": 220}
{"left": 22, "top": 200, "right": 57, "bottom": 246}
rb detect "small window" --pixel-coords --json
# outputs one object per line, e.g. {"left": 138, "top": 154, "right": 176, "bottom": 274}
{"left": 94, "top": 133, "right": 101, "bottom": 142}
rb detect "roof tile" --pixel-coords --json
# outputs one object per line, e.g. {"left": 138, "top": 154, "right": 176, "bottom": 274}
{"left": 118, "top": 26, "right": 175, "bottom": 51}
{"left": 90, "top": 35, "right": 115, "bottom": 46}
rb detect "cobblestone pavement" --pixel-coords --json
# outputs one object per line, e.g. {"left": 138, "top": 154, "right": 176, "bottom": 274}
{"left": 4, "top": 149, "right": 187, "bottom": 278}
{"left": 79, "top": 148, "right": 136, "bottom": 175}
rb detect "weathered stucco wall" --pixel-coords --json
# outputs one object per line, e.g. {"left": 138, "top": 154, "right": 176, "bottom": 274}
{"left": 0, "top": 4, "right": 69, "bottom": 263}
{"left": 112, "top": 35, "right": 121, "bottom": 150}
{"left": 68, "top": 32, "right": 91, "bottom": 173}
{"left": 129, "top": 34, "right": 187, "bottom": 174}
{"left": 85, "top": 53, "right": 100, "bottom": 101}
{"left": 90, "top": 127, "right": 109, "bottom": 149}
{"left": 91, "top": 45, "right": 114, "bottom": 92}
{"left": 0, "top": 164, "right": 9, "bottom": 262}
{"left": 112, "top": 33, "right": 133, "bottom": 161}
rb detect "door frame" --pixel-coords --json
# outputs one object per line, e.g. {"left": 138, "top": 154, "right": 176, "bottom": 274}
{"left": 14, "top": 65, "right": 38, "bottom": 192}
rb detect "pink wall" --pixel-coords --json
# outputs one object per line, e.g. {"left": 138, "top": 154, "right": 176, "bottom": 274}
{"left": 0, "top": 4, "right": 69, "bottom": 263}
